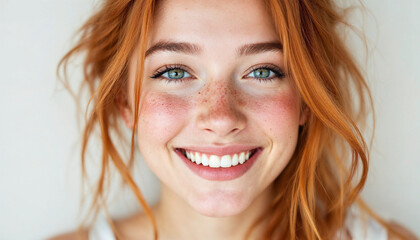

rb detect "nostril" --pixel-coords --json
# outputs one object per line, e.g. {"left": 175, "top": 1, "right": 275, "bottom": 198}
{"left": 203, "top": 126, "right": 241, "bottom": 136}
{"left": 230, "top": 127, "right": 240, "bottom": 133}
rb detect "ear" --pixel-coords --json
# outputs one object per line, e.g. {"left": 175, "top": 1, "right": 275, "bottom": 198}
{"left": 299, "top": 103, "right": 310, "bottom": 126}
{"left": 116, "top": 90, "right": 134, "bottom": 129}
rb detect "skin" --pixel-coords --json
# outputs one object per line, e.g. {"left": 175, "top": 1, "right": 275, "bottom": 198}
{"left": 118, "top": 0, "right": 308, "bottom": 239}
{"left": 48, "top": 0, "right": 417, "bottom": 239}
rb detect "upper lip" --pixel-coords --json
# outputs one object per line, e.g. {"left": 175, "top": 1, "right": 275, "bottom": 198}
{"left": 175, "top": 145, "right": 261, "bottom": 156}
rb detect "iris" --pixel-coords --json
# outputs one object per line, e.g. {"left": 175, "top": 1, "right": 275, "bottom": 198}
{"left": 167, "top": 69, "right": 185, "bottom": 79}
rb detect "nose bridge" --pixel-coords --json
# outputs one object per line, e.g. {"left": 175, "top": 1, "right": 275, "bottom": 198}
{"left": 195, "top": 80, "right": 246, "bottom": 137}
{"left": 207, "top": 82, "right": 231, "bottom": 112}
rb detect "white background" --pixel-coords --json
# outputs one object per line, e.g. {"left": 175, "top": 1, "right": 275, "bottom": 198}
{"left": 0, "top": 1, "right": 419, "bottom": 239}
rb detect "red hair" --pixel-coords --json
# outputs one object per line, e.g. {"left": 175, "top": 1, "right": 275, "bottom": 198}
{"left": 58, "top": 0, "right": 414, "bottom": 239}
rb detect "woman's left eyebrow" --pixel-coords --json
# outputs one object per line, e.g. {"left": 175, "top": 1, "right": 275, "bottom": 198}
{"left": 237, "top": 42, "right": 283, "bottom": 56}
{"left": 145, "top": 41, "right": 283, "bottom": 57}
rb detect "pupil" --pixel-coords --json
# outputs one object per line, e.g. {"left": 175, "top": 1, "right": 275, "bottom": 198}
{"left": 169, "top": 69, "right": 184, "bottom": 79}
{"left": 255, "top": 69, "right": 269, "bottom": 78}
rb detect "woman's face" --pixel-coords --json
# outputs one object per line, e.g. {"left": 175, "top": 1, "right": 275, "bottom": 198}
{"left": 126, "top": 0, "right": 308, "bottom": 217}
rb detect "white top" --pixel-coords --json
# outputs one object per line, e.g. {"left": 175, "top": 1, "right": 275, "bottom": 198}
{"left": 89, "top": 215, "right": 117, "bottom": 240}
{"left": 89, "top": 206, "right": 387, "bottom": 240}
{"left": 338, "top": 205, "right": 388, "bottom": 239}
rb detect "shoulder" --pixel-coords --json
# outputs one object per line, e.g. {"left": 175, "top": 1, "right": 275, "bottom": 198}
{"left": 48, "top": 212, "right": 154, "bottom": 240}
{"left": 344, "top": 205, "right": 417, "bottom": 240}
{"left": 343, "top": 205, "right": 388, "bottom": 240}
{"left": 48, "top": 230, "right": 89, "bottom": 240}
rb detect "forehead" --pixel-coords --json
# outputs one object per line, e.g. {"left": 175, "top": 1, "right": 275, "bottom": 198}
{"left": 149, "top": 0, "right": 279, "bottom": 47}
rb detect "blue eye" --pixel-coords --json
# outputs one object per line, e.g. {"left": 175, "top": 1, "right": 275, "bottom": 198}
{"left": 245, "top": 66, "right": 285, "bottom": 82}
{"left": 247, "top": 68, "right": 276, "bottom": 79}
{"left": 151, "top": 66, "right": 192, "bottom": 82}
{"left": 163, "top": 69, "right": 191, "bottom": 79}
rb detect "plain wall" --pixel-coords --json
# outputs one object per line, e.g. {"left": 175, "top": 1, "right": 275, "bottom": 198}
{"left": 0, "top": 1, "right": 419, "bottom": 239}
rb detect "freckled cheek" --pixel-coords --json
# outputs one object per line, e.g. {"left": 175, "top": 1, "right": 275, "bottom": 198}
{"left": 249, "top": 92, "right": 301, "bottom": 139}
{"left": 137, "top": 93, "right": 190, "bottom": 143}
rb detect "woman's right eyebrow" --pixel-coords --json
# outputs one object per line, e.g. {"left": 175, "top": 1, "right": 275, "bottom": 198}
{"left": 145, "top": 40, "right": 283, "bottom": 57}
{"left": 145, "top": 41, "right": 201, "bottom": 57}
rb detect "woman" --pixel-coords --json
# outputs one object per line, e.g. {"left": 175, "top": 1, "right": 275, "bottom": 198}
{"left": 51, "top": 0, "right": 417, "bottom": 239}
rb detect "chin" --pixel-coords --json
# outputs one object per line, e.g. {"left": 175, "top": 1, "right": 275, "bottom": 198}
{"left": 188, "top": 191, "right": 252, "bottom": 217}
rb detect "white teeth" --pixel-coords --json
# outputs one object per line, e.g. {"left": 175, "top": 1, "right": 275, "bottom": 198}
{"left": 190, "top": 151, "right": 195, "bottom": 162}
{"left": 201, "top": 154, "right": 209, "bottom": 166}
{"left": 194, "top": 152, "right": 201, "bottom": 164}
{"left": 239, "top": 152, "right": 246, "bottom": 164}
{"left": 220, "top": 155, "right": 232, "bottom": 168}
{"left": 231, "top": 154, "right": 239, "bottom": 166}
{"left": 209, "top": 155, "right": 220, "bottom": 168}
{"left": 183, "top": 149, "right": 256, "bottom": 168}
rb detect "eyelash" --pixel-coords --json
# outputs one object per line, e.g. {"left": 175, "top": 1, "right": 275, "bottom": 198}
{"left": 149, "top": 64, "right": 286, "bottom": 83}
{"left": 244, "top": 64, "right": 286, "bottom": 82}
{"left": 150, "top": 64, "right": 193, "bottom": 84}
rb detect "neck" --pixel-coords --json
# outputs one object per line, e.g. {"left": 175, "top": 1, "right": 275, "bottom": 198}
{"left": 153, "top": 184, "right": 273, "bottom": 240}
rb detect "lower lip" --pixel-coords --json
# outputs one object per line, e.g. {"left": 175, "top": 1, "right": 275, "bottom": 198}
{"left": 175, "top": 148, "right": 262, "bottom": 181}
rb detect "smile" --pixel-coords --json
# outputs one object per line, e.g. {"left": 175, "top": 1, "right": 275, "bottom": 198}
{"left": 179, "top": 148, "right": 258, "bottom": 168}
{"left": 174, "top": 147, "right": 263, "bottom": 181}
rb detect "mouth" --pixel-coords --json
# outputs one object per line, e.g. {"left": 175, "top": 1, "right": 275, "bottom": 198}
{"left": 174, "top": 146, "right": 263, "bottom": 181}
{"left": 175, "top": 147, "right": 260, "bottom": 168}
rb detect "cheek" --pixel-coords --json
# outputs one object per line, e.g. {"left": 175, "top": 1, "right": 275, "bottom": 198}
{"left": 137, "top": 92, "right": 189, "bottom": 143}
{"left": 250, "top": 90, "right": 300, "bottom": 139}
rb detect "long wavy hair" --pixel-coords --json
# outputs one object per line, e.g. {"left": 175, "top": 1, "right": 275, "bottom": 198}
{"left": 58, "top": 0, "right": 411, "bottom": 239}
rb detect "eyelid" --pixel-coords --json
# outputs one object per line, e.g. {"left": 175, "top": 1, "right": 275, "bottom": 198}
{"left": 242, "top": 64, "right": 286, "bottom": 79}
{"left": 150, "top": 64, "right": 196, "bottom": 80}
{"left": 150, "top": 63, "right": 285, "bottom": 82}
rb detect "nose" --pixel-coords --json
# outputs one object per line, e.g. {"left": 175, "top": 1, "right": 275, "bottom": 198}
{"left": 195, "top": 83, "right": 247, "bottom": 138}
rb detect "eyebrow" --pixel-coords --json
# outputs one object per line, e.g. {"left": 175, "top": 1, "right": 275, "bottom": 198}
{"left": 145, "top": 41, "right": 282, "bottom": 57}
{"left": 237, "top": 42, "right": 283, "bottom": 56}
{"left": 145, "top": 41, "right": 201, "bottom": 57}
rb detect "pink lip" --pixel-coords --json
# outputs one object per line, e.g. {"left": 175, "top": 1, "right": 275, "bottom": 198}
{"left": 174, "top": 147, "right": 263, "bottom": 181}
